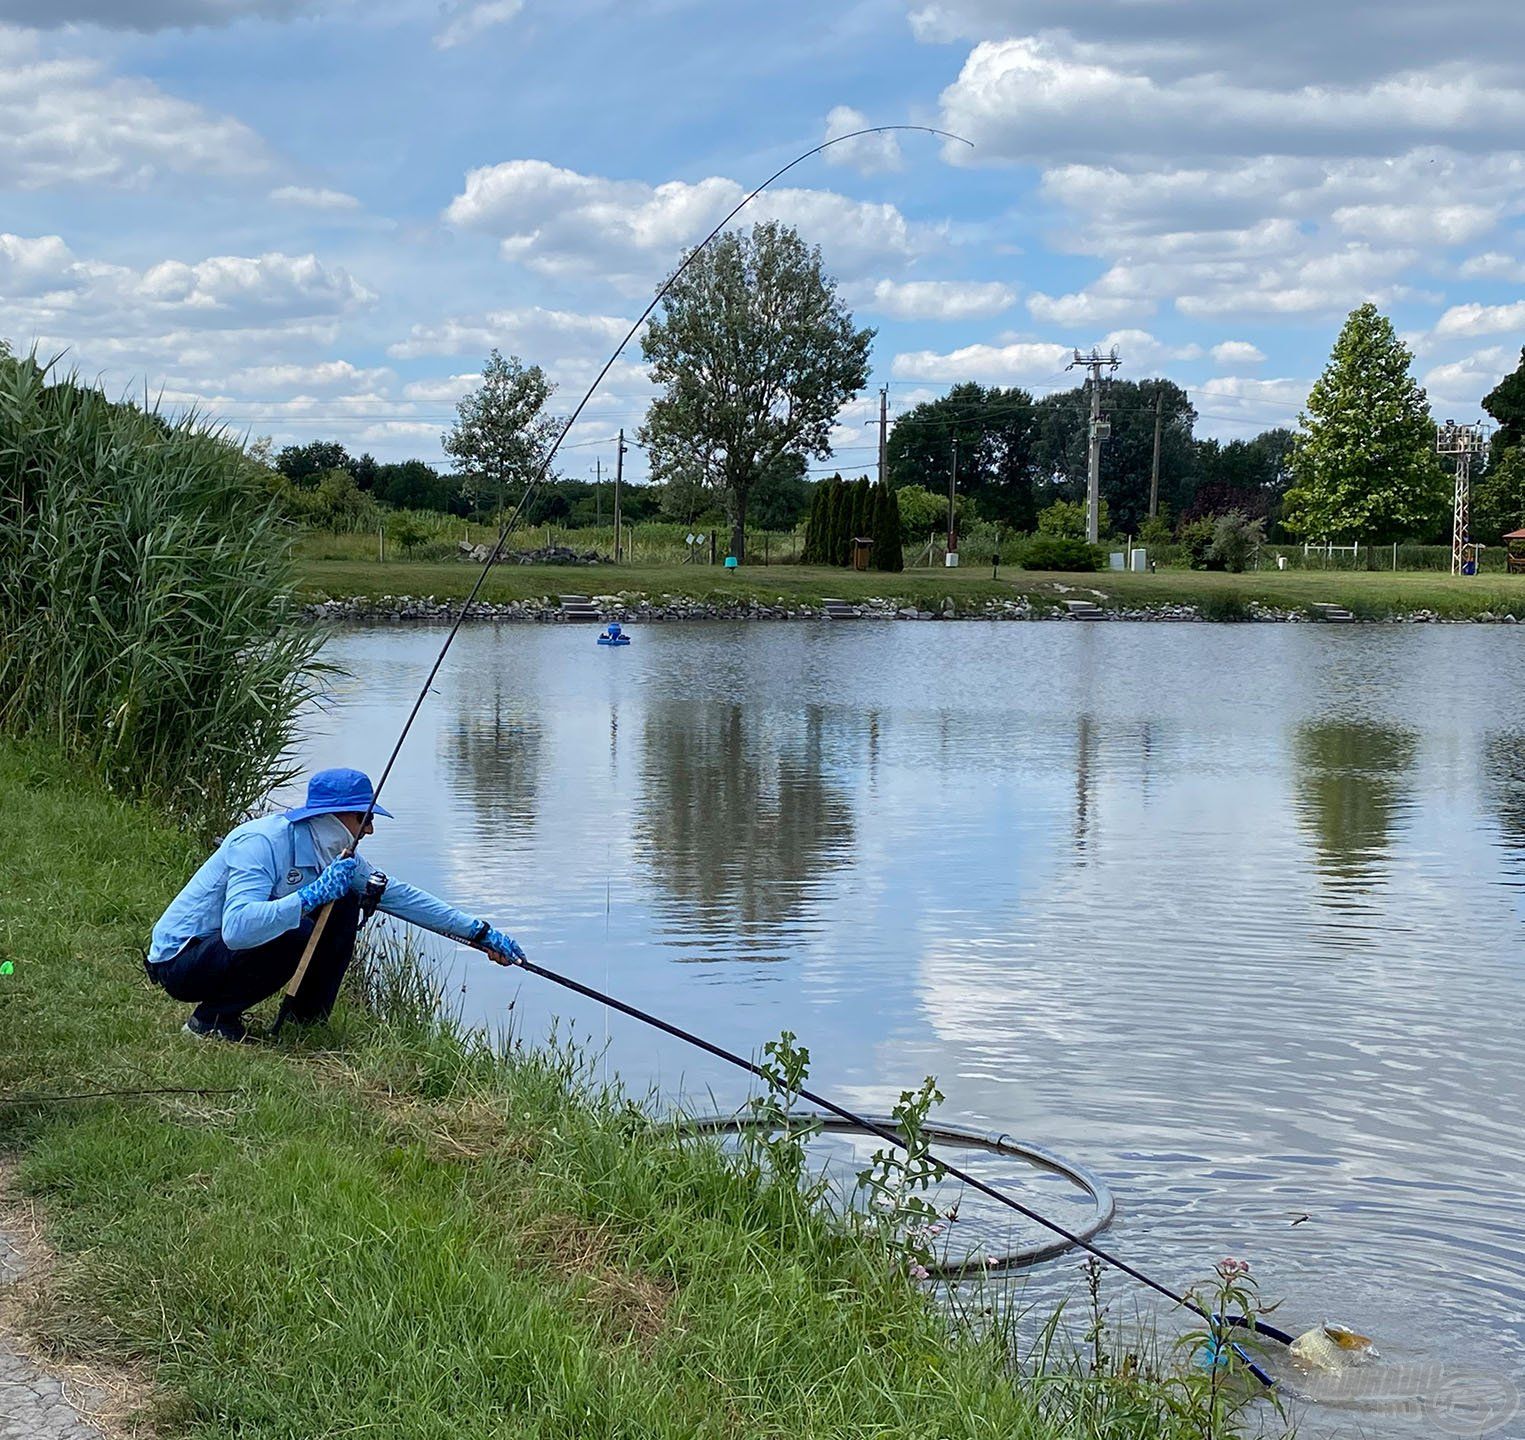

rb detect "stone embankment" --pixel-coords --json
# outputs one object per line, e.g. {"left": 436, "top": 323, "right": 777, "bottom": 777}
{"left": 301, "top": 593, "right": 1524, "bottom": 625}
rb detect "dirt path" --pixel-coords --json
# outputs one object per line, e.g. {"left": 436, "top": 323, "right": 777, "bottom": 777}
{"left": 1, "top": 1170, "right": 150, "bottom": 1439}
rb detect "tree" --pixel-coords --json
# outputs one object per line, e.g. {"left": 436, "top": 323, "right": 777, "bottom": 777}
{"left": 1474, "top": 446, "right": 1525, "bottom": 541}
{"left": 1483, "top": 347, "right": 1525, "bottom": 457}
{"left": 802, "top": 481, "right": 829, "bottom": 563}
{"left": 896, "top": 483, "right": 968, "bottom": 537}
{"left": 640, "top": 220, "right": 873, "bottom": 563}
{"left": 885, "top": 383, "right": 1042, "bottom": 530}
{"left": 374, "top": 459, "right": 467, "bottom": 515}
{"left": 443, "top": 349, "right": 560, "bottom": 518}
{"left": 1208, "top": 511, "right": 1265, "bottom": 573}
{"left": 1037, "top": 498, "right": 1108, "bottom": 538}
{"left": 870, "top": 481, "right": 903, "bottom": 571}
{"left": 850, "top": 476, "right": 872, "bottom": 545}
{"left": 276, "top": 440, "right": 352, "bottom": 485}
{"left": 750, "top": 452, "right": 811, "bottom": 532}
{"left": 1282, "top": 304, "right": 1447, "bottom": 542}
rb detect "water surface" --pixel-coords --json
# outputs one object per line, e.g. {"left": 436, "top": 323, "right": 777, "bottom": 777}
{"left": 290, "top": 620, "right": 1525, "bottom": 1438}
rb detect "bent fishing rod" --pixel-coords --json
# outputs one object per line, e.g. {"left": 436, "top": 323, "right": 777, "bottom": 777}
{"left": 284, "top": 125, "right": 966, "bottom": 998}
{"left": 292, "top": 128, "right": 1291, "bottom": 1379}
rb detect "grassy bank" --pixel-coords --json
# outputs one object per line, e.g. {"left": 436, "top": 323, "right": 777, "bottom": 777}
{"left": 0, "top": 743, "right": 1274, "bottom": 1438}
{"left": 298, "top": 549, "right": 1525, "bottom": 621}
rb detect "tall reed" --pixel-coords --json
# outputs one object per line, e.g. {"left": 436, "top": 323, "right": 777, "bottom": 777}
{"left": 0, "top": 351, "right": 325, "bottom": 835}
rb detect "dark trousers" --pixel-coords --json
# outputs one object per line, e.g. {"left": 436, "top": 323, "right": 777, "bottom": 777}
{"left": 151, "top": 894, "right": 362, "bottom": 1025}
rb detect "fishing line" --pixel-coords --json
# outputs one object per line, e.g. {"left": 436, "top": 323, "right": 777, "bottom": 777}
{"left": 323, "top": 125, "right": 1289, "bottom": 1384}
{"left": 497, "top": 950, "right": 1293, "bottom": 1382}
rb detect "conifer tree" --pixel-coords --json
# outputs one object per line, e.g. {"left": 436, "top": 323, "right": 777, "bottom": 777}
{"left": 829, "top": 476, "right": 852, "bottom": 564}
{"left": 871, "top": 481, "right": 904, "bottom": 571}
{"left": 802, "top": 482, "right": 827, "bottom": 563}
{"left": 1282, "top": 303, "right": 1447, "bottom": 541}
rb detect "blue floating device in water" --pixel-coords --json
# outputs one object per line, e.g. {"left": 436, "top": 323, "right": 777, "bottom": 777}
{"left": 597, "top": 622, "right": 630, "bottom": 646}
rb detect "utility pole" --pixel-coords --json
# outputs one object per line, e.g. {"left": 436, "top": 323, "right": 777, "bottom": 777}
{"left": 1436, "top": 420, "right": 1487, "bottom": 575}
{"left": 595, "top": 457, "right": 602, "bottom": 528}
{"left": 1148, "top": 390, "right": 1164, "bottom": 521}
{"left": 947, "top": 436, "right": 959, "bottom": 563}
{"left": 1068, "top": 347, "right": 1121, "bottom": 543}
{"left": 614, "top": 429, "right": 628, "bottom": 563}
{"left": 878, "top": 385, "right": 889, "bottom": 489}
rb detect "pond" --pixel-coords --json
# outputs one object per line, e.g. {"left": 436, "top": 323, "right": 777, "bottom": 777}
{"left": 289, "top": 620, "right": 1525, "bottom": 1438}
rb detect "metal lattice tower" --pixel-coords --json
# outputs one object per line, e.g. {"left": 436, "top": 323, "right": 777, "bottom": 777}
{"left": 1067, "top": 347, "right": 1121, "bottom": 543}
{"left": 1436, "top": 421, "right": 1487, "bottom": 575}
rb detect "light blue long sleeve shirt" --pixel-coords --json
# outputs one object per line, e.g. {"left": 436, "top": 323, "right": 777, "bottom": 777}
{"left": 148, "top": 813, "right": 483, "bottom": 966}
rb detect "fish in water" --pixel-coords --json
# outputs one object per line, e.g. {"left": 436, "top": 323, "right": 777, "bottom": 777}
{"left": 1290, "top": 1323, "right": 1379, "bottom": 1374}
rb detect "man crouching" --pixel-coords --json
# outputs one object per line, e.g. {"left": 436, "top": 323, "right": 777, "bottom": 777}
{"left": 146, "top": 767, "right": 523, "bottom": 1041}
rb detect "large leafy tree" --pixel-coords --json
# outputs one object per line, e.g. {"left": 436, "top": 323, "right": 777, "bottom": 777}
{"left": 1483, "top": 347, "right": 1525, "bottom": 457}
{"left": 640, "top": 221, "right": 873, "bottom": 562}
{"left": 1185, "top": 427, "right": 1295, "bottom": 527}
{"left": 1283, "top": 304, "right": 1447, "bottom": 542}
{"left": 886, "top": 382, "right": 1042, "bottom": 530}
{"left": 276, "top": 439, "right": 352, "bottom": 485}
{"left": 443, "top": 349, "right": 560, "bottom": 518}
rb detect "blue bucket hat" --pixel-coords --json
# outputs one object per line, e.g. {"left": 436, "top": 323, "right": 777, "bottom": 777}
{"left": 284, "top": 767, "right": 394, "bottom": 823}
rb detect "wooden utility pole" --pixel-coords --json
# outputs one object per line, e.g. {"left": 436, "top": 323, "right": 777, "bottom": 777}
{"left": 1148, "top": 391, "right": 1164, "bottom": 520}
{"left": 614, "top": 429, "right": 627, "bottom": 563}
{"left": 595, "top": 457, "right": 602, "bottom": 528}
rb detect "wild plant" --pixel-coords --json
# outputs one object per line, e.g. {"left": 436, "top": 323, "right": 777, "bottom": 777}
{"left": 1173, "top": 1257, "right": 1285, "bottom": 1439}
{"left": 740, "top": 1030, "right": 825, "bottom": 1198}
{"left": 855, "top": 1075, "right": 948, "bottom": 1276}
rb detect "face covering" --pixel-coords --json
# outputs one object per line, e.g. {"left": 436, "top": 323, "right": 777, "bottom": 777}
{"left": 306, "top": 813, "right": 354, "bottom": 867}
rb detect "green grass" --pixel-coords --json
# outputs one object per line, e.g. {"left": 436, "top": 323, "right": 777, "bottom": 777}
{"left": 298, "top": 547, "right": 1525, "bottom": 621}
{"left": 0, "top": 742, "right": 1277, "bottom": 1437}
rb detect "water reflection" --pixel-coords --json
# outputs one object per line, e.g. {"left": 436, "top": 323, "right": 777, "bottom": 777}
{"left": 443, "top": 694, "right": 543, "bottom": 836}
{"left": 636, "top": 701, "right": 854, "bottom": 956}
{"left": 1293, "top": 723, "right": 1416, "bottom": 891}
{"left": 1484, "top": 730, "right": 1525, "bottom": 859}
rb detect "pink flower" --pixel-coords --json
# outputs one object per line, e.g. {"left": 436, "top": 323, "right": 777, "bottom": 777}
{"left": 909, "top": 1263, "right": 930, "bottom": 1280}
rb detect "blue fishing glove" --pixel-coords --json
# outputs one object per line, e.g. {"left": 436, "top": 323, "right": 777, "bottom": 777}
{"left": 476, "top": 924, "right": 526, "bottom": 964}
{"left": 296, "top": 857, "right": 358, "bottom": 912}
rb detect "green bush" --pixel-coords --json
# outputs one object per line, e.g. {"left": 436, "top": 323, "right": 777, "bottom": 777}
{"left": 1036, "top": 498, "right": 1108, "bottom": 539}
{"left": 0, "top": 352, "right": 323, "bottom": 834}
{"left": 1209, "top": 510, "right": 1265, "bottom": 573}
{"left": 1179, "top": 517, "right": 1219, "bottom": 570}
{"left": 1019, "top": 535, "right": 1103, "bottom": 571}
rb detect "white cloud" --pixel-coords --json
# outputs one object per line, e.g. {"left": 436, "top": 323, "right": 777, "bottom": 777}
{"left": 938, "top": 38, "right": 1525, "bottom": 166}
{"left": 1459, "top": 251, "right": 1525, "bottom": 282}
{"left": 822, "top": 105, "right": 903, "bottom": 175}
{"left": 434, "top": 0, "right": 522, "bottom": 50}
{"left": 1434, "top": 301, "right": 1525, "bottom": 339}
{"left": 1190, "top": 375, "right": 1310, "bottom": 438}
{"left": 227, "top": 359, "right": 393, "bottom": 391}
{"left": 270, "top": 184, "right": 361, "bottom": 211}
{"left": 1423, "top": 348, "right": 1516, "bottom": 412}
{"left": 892, "top": 341, "right": 1072, "bottom": 384}
{"left": 867, "top": 278, "right": 1013, "bottom": 320}
{"left": 1211, "top": 341, "right": 1266, "bottom": 368}
{"left": 0, "top": 29, "right": 269, "bottom": 189}
{"left": 401, "top": 373, "right": 480, "bottom": 404}
{"left": 444, "top": 159, "right": 931, "bottom": 289}
{"left": 1332, "top": 203, "right": 1498, "bottom": 246}
{"left": 0, "top": 233, "right": 89, "bottom": 298}
{"left": 133, "top": 252, "right": 374, "bottom": 321}
{"left": 1027, "top": 281, "right": 1150, "bottom": 326}
{"left": 388, "top": 305, "right": 633, "bottom": 360}
{"left": 1097, "top": 328, "right": 1202, "bottom": 368}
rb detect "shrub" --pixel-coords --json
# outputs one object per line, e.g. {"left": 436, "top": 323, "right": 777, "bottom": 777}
{"left": 1019, "top": 535, "right": 1103, "bottom": 571}
{"left": 1179, "top": 517, "right": 1219, "bottom": 570}
{"left": 1208, "top": 510, "right": 1264, "bottom": 573}
{"left": 1036, "top": 498, "right": 1109, "bottom": 539}
{"left": 0, "top": 352, "right": 324, "bottom": 834}
{"left": 896, "top": 483, "right": 968, "bottom": 537}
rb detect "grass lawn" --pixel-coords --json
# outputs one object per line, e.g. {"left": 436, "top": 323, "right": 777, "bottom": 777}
{"left": 0, "top": 742, "right": 1270, "bottom": 1438}
{"left": 298, "top": 552, "right": 1525, "bottom": 620}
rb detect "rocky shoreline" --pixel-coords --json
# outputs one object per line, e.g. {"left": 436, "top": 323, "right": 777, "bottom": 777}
{"left": 300, "top": 593, "right": 1522, "bottom": 625}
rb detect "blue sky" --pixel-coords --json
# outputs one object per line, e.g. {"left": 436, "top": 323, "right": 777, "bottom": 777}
{"left": 3, "top": 0, "right": 1524, "bottom": 480}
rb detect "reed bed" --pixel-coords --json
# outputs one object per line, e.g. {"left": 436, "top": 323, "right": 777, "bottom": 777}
{"left": 0, "top": 352, "right": 324, "bottom": 835}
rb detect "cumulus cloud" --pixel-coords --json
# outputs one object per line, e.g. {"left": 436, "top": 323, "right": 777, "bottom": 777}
{"left": 938, "top": 38, "right": 1525, "bottom": 167}
{"left": 0, "top": 0, "right": 319, "bottom": 29}
{"left": 388, "top": 305, "right": 633, "bottom": 360}
{"left": 823, "top": 106, "right": 903, "bottom": 175}
{"left": 1211, "top": 341, "right": 1266, "bottom": 368}
{"left": 1189, "top": 375, "right": 1310, "bottom": 438}
{"left": 1332, "top": 203, "right": 1498, "bottom": 247}
{"left": 867, "top": 278, "right": 1013, "bottom": 320}
{"left": 908, "top": 1, "right": 1525, "bottom": 87}
{"left": 1433, "top": 300, "right": 1525, "bottom": 339}
{"left": 434, "top": 0, "right": 522, "bottom": 50}
{"left": 270, "top": 184, "right": 361, "bottom": 211}
{"left": 444, "top": 159, "right": 931, "bottom": 289}
{"left": 1459, "top": 251, "right": 1525, "bottom": 282}
{"left": 226, "top": 359, "right": 393, "bottom": 391}
{"left": 0, "top": 29, "right": 268, "bottom": 188}
{"left": 1423, "top": 348, "right": 1517, "bottom": 412}
{"left": 1027, "top": 280, "right": 1150, "bottom": 326}
{"left": 892, "top": 341, "right": 1072, "bottom": 384}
